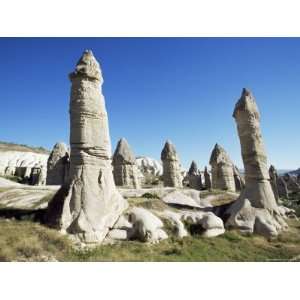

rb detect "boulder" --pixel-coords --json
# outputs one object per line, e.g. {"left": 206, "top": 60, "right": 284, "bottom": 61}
{"left": 161, "top": 210, "right": 188, "bottom": 238}
{"left": 128, "top": 207, "right": 168, "bottom": 243}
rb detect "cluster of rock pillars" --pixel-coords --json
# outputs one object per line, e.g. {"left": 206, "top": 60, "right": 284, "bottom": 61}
{"left": 28, "top": 50, "right": 298, "bottom": 245}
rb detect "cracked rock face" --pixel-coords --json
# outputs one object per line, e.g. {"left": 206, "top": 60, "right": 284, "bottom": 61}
{"left": 112, "top": 138, "right": 140, "bottom": 189}
{"left": 226, "top": 88, "right": 287, "bottom": 238}
{"left": 209, "top": 144, "right": 236, "bottom": 192}
{"left": 45, "top": 50, "right": 127, "bottom": 244}
{"left": 161, "top": 140, "right": 183, "bottom": 188}
{"left": 46, "top": 142, "right": 70, "bottom": 185}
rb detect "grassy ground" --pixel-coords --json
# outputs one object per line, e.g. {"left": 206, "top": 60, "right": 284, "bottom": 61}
{"left": 0, "top": 218, "right": 299, "bottom": 262}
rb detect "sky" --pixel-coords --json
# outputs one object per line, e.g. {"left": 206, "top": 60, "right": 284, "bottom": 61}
{"left": 0, "top": 38, "right": 299, "bottom": 170}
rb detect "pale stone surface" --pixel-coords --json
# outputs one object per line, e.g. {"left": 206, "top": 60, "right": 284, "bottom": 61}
{"left": 209, "top": 144, "right": 236, "bottom": 192}
{"left": 112, "top": 138, "right": 140, "bottom": 189}
{"left": 225, "top": 198, "right": 256, "bottom": 233}
{"left": 233, "top": 165, "right": 245, "bottom": 191}
{"left": 162, "top": 190, "right": 201, "bottom": 208}
{"left": 228, "top": 88, "right": 286, "bottom": 237}
{"left": 186, "top": 161, "right": 202, "bottom": 190}
{"left": 161, "top": 140, "right": 183, "bottom": 188}
{"left": 233, "top": 89, "right": 278, "bottom": 211}
{"left": 204, "top": 166, "right": 212, "bottom": 190}
{"left": 45, "top": 50, "right": 127, "bottom": 244}
{"left": 181, "top": 211, "right": 225, "bottom": 237}
{"left": 46, "top": 142, "right": 70, "bottom": 185}
{"left": 161, "top": 210, "right": 188, "bottom": 238}
{"left": 0, "top": 150, "right": 48, "bottom": 177}
{"left": 135, "top": 156, "right": 163, "bottom": 176}
{"left": 128, "top": 207, "right": 168, "bottom": 243}
{"left": 107, "top": 229, "right": 128, "bottom": 240}
{"left": 269, "top": 165, "right": 279, "bottom": 202}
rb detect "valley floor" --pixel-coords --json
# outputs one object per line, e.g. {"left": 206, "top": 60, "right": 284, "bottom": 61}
{"left": 0, "top": 218, "right": 299, "bottom": 262}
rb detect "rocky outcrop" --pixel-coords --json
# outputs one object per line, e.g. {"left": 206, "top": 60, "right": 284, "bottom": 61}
{"left": 112, "top": 138, "right": 140, "bottom": 188}
{"left": 45, "top": 50, "right": 127, "bottom": 244}
{"left": 277, "top": 176, "right": 289, "bottom": 199}
{"left": 283, "top": 173, "right": 300, "bottom": 193}
{"left": 46, "top": 142, "right": 70, "bottom": 185}
{"left": 204, "top": 166, "right": 212, "bottom": 190}
{"left": 226, "top": 88, "right": 287, "bottom": 238}
{"left": 209, "top": 144, "right": 236, "bottom": 192}
{"left": 269, "top": 165, "right": 279, "bottom": 202}
{"left": 0, "top": 150, "right": 48, "bottom": 180}
{"left": 136, "top": 156, "right": 163, "bottom": 176}
{"left": 233, "top": 165, "right": 245, "bottom": 191}
{"left": 186, "top": 161, "right": 202, "bottom": 190}
{"left": 161, "top": 140, "right": 183, "bottom": 188}
{"left": 128, "top": 207, "right": 168, "bottom": 243}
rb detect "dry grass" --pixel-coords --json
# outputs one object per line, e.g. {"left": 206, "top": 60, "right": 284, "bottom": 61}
{"left": 0, "top": 218, "right": 299, "bottom": 262}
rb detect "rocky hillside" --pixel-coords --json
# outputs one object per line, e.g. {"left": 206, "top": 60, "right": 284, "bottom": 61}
{"left": 0, "top": 141, "right": 49, "bottom": 176}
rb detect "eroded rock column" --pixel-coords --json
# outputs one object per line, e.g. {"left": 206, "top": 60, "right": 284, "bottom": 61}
{"left": 112, "top": 138, "right": 140, "bottom": 189}
{"left": 186, "top": 160, "right": 202, "bottom": 190}
{"left": 269, "top": 165, "right": 279, "bottom": 202}
{"left": 226, "top": 88, "right": 287, "bottom": 238}
{"left": 46, "top": 50, "right": 127, "bottom": 244}
{"left": 46, "top": 142, "right": 70, "bottom": 185}
{"left": 209, "top": 144, "right": 236, "bottom": 192}
{"left": 161, "top": 140, "right": 183, "bottom": 188}
{"left": 204, "top": 166, "right": 212, "bottom": 190}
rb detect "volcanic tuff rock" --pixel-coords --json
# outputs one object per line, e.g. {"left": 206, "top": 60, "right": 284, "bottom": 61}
{"left": 45, "top": 50, "right": 127, "bottom": 244}
{"left": 46, "top": 142, "right": 70, "bottom": 185}
{"left": 161, "top": 140, "right": 183, "bottom": 188}
{"left": 112, "top": 138, "right": 140, "bottom": 188}
{"left": 186, "top": 161, "right": 202, "bottom": 190}
{"left": 226, "top": 88, "right": 287, "bottom": 237}
{"left": 204, "top": 166, "right": 212, "bottom": 190}
{"left": 269, "top": 165, "right": 279, "bottom": 202}
{"left": 209, "top": 144, "right": 236, "bottom": 192}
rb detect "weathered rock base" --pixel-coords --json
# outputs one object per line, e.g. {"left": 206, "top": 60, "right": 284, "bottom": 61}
{"left": 225, "top": 197, "right": 291, "bottom": 238}
{"left": 45, "top": 164, "right": 128, "bottom": 244}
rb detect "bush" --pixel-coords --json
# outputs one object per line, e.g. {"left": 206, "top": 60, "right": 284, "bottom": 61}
{"left": 141, "top": 192, "right": 159, "bottom": 199}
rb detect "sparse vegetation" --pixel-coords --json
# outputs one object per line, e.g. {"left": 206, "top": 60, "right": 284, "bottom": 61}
{"left": 0, "top": 218, "right": 299, "bottom": 262}
{"left": 0, "top": 141, "right": 49, "bottom": 154}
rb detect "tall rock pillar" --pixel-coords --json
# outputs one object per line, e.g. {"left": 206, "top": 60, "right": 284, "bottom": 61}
{"left": 46, "top": 50, "right": 127, "bottom": 244}
{"left": 112, "top": 138, "right": 140, "bottom": 189}
{"left": 233, "top": 89, "right": 278, "bottom": 211}
{"left": 209, "top": 143, "right": 236, "bottom": 192}
{"left": 161, "top": 140, "right": 183, "bottom": 188}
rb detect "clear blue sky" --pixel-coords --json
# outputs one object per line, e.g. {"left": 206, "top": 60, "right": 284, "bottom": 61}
{"left": 0, "top": 38, "right": 299, "bottom": 170}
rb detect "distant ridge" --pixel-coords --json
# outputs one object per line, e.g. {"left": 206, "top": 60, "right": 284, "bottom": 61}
{"left": 0, "top": 141, "right": 50, "bottom": 154}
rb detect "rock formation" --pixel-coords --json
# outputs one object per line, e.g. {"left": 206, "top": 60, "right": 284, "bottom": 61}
{"left": 46, "top": 142, "right": 70, "bottom": 185}
{"left": 209, "top": 144, "right": 236, "bottom": 191}
{"left": 277, "top": 176, "right": 289, "bottom": 199}
{"left": 161, "top": 140, "right": 183, "bottom": 188}
{"left": 283, "top": 173, "right": 300, "bottom": 193}
{"left": 269, "top": 165, "right": 279, "bottom": 202}
{"left": 233, "top": 165, "right": 245, "bottom": 191}
{"left": 226, "top": 88, "right": 287, "bottom": 238}
{"left": 186, "top": 160, "right": 202, "bottom": 190}
{"left": 112, "top": 138, "right": 140, "bottom": 189}
{"left": 45, "top": 50, "right": 127, "bottom": 244}
{"left": 204, "top": 166, "right": 212, "bottom": 190}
